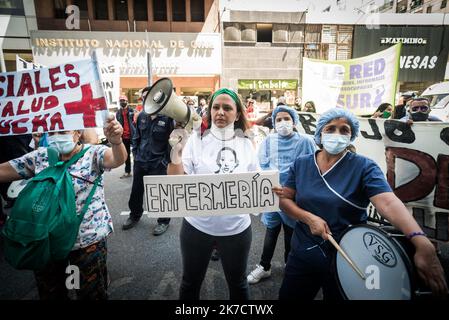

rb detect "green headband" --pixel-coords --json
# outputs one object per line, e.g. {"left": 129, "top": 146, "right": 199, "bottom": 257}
{"left": 210, "top": 88, "right": 240, "bottom": 106}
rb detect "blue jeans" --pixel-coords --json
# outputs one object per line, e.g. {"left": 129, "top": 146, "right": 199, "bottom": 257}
{"left": 179, "top": 219, "right": 252, "bottom": 300}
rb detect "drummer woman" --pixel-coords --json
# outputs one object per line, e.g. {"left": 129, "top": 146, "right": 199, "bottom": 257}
{"left": 274, "top": 108, "right": 448, "bottom": 300}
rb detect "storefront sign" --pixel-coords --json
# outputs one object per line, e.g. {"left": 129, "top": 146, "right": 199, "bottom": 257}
{"left": 302, "top": 44, "right": 401, "bottom": 115}
{"left": 353, "top": 26, "right": 449, "bottom": 82}
{"left": 30, "top": 31, "right": 222, "bottom": 76}
{"left": 0, "top": 58, "right": 108, "bottom": 136}
{"left": 238, "top": 79, "right": 298, "bottom": 90}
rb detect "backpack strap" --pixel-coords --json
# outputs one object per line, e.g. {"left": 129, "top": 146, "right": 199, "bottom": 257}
{"left": 65, "top": 145, "right": 91, "bottom": 168}
{"left": 47, "top": 147, "right": 59, "bottom": 166}
{"left": 78, "top": 173, "right": 102, "bottom": 218}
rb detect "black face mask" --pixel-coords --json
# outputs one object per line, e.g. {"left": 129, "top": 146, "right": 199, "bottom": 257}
{"left": 411, "top": 112, "right": 429, "bottom": 122}
{"left": 120, "top": 102, "right": 127, "bottom": 108}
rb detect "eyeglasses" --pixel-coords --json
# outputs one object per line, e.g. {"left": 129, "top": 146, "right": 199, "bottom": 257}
{"left": 410, "top": 105, "right": 429, "bottom": 113}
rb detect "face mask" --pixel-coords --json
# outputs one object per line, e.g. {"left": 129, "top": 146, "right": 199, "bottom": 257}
{"left": 321, "top": 133, "right": 350, "bottom": 155}
{"left": 382, "top": 111, "right": 391, "bottom": 118}
{"left": 120, "top": 102, "right": 127, "bottom": 108}
{"left": 411, "top": 112, "right": 429, "bottom": 122}
{"left": 210, "top": 122, "right": 235, "bottom": 140}
{"left": 48, "top": 134, "right": 76, "bottom": 155}
{"left": 275, "top": 120, "right": 293, "bottom": 136}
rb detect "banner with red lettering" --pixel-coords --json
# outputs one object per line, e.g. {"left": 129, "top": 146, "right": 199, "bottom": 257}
{"left": 0, "top": 59, "right": 108, "bottom": 136}
{"left": 295, "top": 112, "right": 449, "bottom": 241}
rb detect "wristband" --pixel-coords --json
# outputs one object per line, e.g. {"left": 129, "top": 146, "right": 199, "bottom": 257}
{"left": 406, "top": 231, "right": 426, "bottom": 239}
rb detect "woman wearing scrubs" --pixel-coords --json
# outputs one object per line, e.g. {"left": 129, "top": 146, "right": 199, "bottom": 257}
{"left": 274, "top": 108, "right": 448, "bottom": 300}
{"left": 247, "top": 105, "right": 316, "bottom": 284}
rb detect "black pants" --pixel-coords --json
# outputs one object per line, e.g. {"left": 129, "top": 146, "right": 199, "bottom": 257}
{"left": 279, "top": 241, "right": 342, "bottom": 300}
{"left": 128, "top": 161, "right": 170, "bottom": 225}
{"left": 179, "top": 219, "right": 252, "bottom": 300}
{"left": 123, "top": 139, "right": 132, "bottom": 174}
{"left": 260, "top": 223, "right": 293, "bottom": 271}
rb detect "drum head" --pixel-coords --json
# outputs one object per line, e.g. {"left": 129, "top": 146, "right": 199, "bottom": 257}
{"left": 7, "top": 179, "right": 28, "bottom": 199}
{"left": 335, "top": 224, "right": 414, "bottom": 300}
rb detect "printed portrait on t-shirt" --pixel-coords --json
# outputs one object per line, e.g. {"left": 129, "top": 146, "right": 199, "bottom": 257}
{"left": 214, "top": 147, "right": 239, "bottom": 174}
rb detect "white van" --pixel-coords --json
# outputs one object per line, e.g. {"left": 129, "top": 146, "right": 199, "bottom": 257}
{"left": 421, "top": 81, "right": 449, "bottom": 107}
{"left": 430, "top": 95, "right": 449, "bottom": 122}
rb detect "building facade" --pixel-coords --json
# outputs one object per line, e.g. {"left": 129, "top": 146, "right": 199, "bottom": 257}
{"left": 1, "top": 0, "right": 220, "bottom": 105}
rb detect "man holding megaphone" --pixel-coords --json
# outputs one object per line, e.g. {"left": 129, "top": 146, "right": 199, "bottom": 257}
{"left": 123, "top": 79, "right": 202, "bottom": 235}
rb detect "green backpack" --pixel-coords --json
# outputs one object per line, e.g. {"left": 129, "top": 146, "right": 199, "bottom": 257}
{"left": 2, "top": 146, "right": 101, "bottom": 271}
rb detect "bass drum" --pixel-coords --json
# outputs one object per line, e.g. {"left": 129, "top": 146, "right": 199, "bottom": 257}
{"left": 334, "top": 224, "right": 430, "bottom": 300}
{"left": 7, "top": 179, "right": 29, "bottom": 200}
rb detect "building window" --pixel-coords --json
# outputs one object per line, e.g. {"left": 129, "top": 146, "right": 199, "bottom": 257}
{"left": 441, "top": 0, "right": 447, "bottom": 9}
{"left": 410, "top": 0, "right": 423, "bottom": 10}
{"left": 114, "top": 0, "right": 128, "bottom": 20}
{"left": 257, "top": 24, "right": 272, "bottom": 43}
{"left": 0, "top": 0, "right": 24, "bottom": 15}
{"left": 396, "top": 0, "right": 407, "bottom": 12}
{"left": 426, "top": 5, "right": 432, "bottom": 13}
{"left": 153, "top": 0, "right": 167, "bottom": 21}
{"left": 54, "top": 0, "right": 66, "bottom": 18}
{"left": 95, "top": 0, "right": 109, "bottom": 20}
{"left": 134, "top": 0, "right": 148, "bottom": 21}
{"left": 190, "top": 0, "right": 204, "bottom": 22}
{"left": 73, "top": 0, "right": 88, "bottom": 19}
{"left": 223, "top": 23, "right": 241, "bottom": 41}
{"left": 172, "top": 0, "right": 186, "bottom": 21}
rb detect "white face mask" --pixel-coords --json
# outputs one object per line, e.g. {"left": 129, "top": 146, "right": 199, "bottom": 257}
{"left": 275, "top": 120, "right": 294, "bottom": 136}
{"left": 48, "top": 134, "right": 76, "bottom": 155}
{"left": 321, "top": 133, "right": 350, "bottom": 155}
{"left": 210, "top": 122, "right": 235, "bottom": 140}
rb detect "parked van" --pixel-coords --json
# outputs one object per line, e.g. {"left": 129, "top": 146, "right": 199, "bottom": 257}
{"left": 430, "top": 95, "right": 449, "bottom": 122}
{"left": 421, "top": 81, "right": 449, "bottom": 107}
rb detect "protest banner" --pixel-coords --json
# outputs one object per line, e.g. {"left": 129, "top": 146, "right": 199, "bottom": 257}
{"left": 99, "top": 63, "right": 120, "bottom": 109}
{"left": 296, "top": 112, "right": 449, "bottom": 241}
{"left": 17, "top": 55, "right": 119, "bottom": 110}
{"left": 302, "top": 44, "right": 401, "bottom": 115}
{"left": 0, "top": 58, "right": 108, "bottom": 136}
{"left": 143, "top": 171, "right": 279, "bottom": 218}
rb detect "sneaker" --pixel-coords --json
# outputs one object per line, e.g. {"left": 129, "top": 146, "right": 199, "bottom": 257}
{"left": 210, "top": 248, "right": 220, "bottom": 261}
{"left": 153, "top": 223, "right": 169, "bottom": 236}
{"left": 247, "top": 265, "right": 271, "bottom": 284}
{"left": 122, "top": 217, "right": 140, "bottom": 230}
{"left": 120, "top": 173, "right": 132, "bottom": 179}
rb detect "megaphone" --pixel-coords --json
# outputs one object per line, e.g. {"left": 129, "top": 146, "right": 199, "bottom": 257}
{"left": 142, "top": 77, "right": 202, "bottom": 145}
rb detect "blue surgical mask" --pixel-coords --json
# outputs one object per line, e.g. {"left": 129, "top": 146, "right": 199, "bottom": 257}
{"left": 321, "top": 133, "right": 350, "bottom": 155}
{"left": 48, "top": 134, "right": 76, "bottom": 155}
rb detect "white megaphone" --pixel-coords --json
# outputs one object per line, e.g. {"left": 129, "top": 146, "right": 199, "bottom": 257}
{"left": 142, "top": 78, "right": 202, "bottom": 145}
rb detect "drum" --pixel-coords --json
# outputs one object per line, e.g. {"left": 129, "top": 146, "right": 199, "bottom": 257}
{"left": 7, "top": 179, "right": 28, "bottom": 199}
{"left": 334, "top": 224, "right": 431, "bottom": 300}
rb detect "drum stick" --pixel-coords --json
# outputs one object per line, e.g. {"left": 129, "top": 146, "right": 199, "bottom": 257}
{"left": 327, "top": 233, "right": 366, "bottom": 280}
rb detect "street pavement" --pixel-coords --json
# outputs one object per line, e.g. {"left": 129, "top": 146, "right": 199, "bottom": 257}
{"left": 1, "top": 163, "right": 448, "bottom": 300}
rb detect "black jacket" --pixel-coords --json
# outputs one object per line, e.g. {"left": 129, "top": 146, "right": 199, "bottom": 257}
{"left": 132, "top": 112, "right": 174, "bottom": 170}
{"left": 115, "top": 107, "right": 136, "bottom": 138}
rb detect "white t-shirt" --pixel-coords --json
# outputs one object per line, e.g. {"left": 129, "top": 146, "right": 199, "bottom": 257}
{"left": 182, "top": 131, "right": 259, "bottom": 236}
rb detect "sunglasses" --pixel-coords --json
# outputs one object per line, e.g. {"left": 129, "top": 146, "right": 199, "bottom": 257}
{"left": 410, "top": 105, "right": 429, "bottom": 113}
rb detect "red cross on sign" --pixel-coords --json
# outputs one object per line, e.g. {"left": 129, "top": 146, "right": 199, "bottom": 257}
{"left": 64, "top": 83, "right": 107, "bottom": 127}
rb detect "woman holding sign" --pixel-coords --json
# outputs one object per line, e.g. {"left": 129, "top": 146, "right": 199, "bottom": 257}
{"left": 274, "top": 108, "right": 448, "bottom": 300}
{"left": 168, "top": 88, "right": 258, "bottom": 300}
{"left": 0, "top": 115, "right": 127, "bottom": 300}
